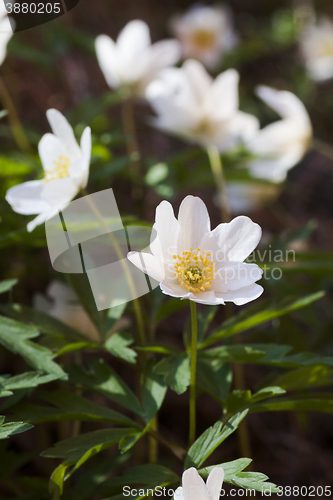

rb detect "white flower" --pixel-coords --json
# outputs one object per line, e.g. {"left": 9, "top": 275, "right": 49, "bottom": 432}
{"left": 6, "top": 109, "right": 91, "bottom": 232}
{"left": 34, "top": 281, "right": 100, "bottom": 342}
{"left": 146, "top": 59, "right": 259, "bottom": 151}
{"left": 128, "top": 196, "right": 263, "bottom": 306}
{"left": 246, "top": 86, "right": 312, "bottom": 183}
{"left": 225, "top": 181, "right": 280, "bottom": 213}
{"left": 0, "top": 3, "right": 13, "bottom": 66}
{"left": 170, "top": 5, "right": 237, "bottom": 69}
{"left": 174, "top": 467, "right": 224, "bottom": 500}
{"left": 300, "top": 17, "right": 333, "bottom": 81}
{"left": 95, "top": 20, "right": 181, "bottom": 97}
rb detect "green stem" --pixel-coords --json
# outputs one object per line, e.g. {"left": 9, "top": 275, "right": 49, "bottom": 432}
{"left": 0, "top": 76, "right": 30, "bottom": 152}
{"left": 80, "top": 188, "right": 146, "bottom": 345}
{"left": 207, "top": 145, "right": 230, "bottom": 223}
{"left": 189, "top": 300, "right": 198, "bottom": 446}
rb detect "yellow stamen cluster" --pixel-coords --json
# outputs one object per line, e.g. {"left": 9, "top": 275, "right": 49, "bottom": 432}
{"left": 44, "top": 156, "right": 71, "bottom": 183}
{"left": 191, "top": 30, "right": 217, "bottom": 50}
{"left": 173, "top": 247, "right": 215, "bottom": 292}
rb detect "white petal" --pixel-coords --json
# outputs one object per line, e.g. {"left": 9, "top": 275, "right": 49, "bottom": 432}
{"left": 249, "top": 149, "right": 305, "bottom": 182}
{"left": 27, "top": 211, "right": 52, "bottom": 232}
{"left": 183, "top": 59, "right": 212, "bottom": 105}
{"left": 38, "top": 133, "right": 67, "bottom": 172}
{"left": 210, "top": 69, "right": 239, "bottom": 119}
{"left": 46, "top": 109, "right": 81, "bottom": 160}
{"left": 189, "top": 291, "right": 224, "bottom": 305}
{"left": 5, "top": 180, "right": 50, "bottom": 215}
{"left": 69, "top": 126, "right": 91, "bottom": 188}
{"left": 41, "top": 177, "right": 79, "bottom": 208}
{"left": 215, "top": 283, "right": 264, "bottom": 305}
{"left": 160, "top": 280, "right": 190, "bottom": 299}
{"left": 174, "top": 487, "right": 185, "bottom": 500}
{"left": 177, "top": 196, "right": 211, "bottom": 254}
{"left": 127, "top": 251, "right": 165, "bottom": 283}
{"left": 256, "top": 86, "right": 311, "bottom": 125}
{"left": 213, "top": 262, "right": 263, "bottom": 292}
{"left": 182, "top": 468, "right": 210, "bottom": 500}
{"left": 200, "top": 216, "right": 262, "bottom": 263}
{"left": 151, "top": 200, "right": 180, "bottom": 279}
{"left": 148, "top": 39, "right": 181, "bottom": 71}
{"left": 206, "top": 467, "right": 224, "bottom": 500}
{"left": 117, "top": 20, "right": 151, "bottom": 63}
{"left": 95, "top": 35, "right": 120, "bottom": 89}
{"left": 228, "top": 111, "right": 260, "bottom": 142}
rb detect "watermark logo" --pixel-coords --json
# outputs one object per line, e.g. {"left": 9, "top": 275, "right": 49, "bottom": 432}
{"left": 1, "top": 0, "right": 80, "bottom": 33}
{"left": 45, "top": 188, "right": 161, "bottom": 311}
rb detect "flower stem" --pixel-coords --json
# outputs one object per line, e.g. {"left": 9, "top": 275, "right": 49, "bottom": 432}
{"left": 207, "top": 145, "right": 230, "bottom": 223}
{"left": 122, "top": 97, "right": 143, "bottom": 200}
{"left": 80, "top": 188, "right": 146, "bottom": 345}
{"left": 189, "top": 300, "right": 198, "bottom": 446}
{"left": 0, "top": 76, "right": 30, "bottom": 152}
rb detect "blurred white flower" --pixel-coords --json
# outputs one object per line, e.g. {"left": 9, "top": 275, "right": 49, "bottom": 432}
{"left": 174, "top": 467, "right": 224, "bottom": 500}
{"left": 246, "top": 86, "right": 312, "bottom": 182}
{"left": 95, "top": 20, "right": 181, "bottom": 97}
{"left": 0, "top": 3, "right": 13, "bottom": 66}
{"left": 34, "top": 281, "right": 100, "bottom": 342}
{"left": 300, "top": 17, "right": 333, "bottom": 81}
{"left": 6, "top": 109, "right": 91, "bottom": 232}
{"left": 128, "top": 195, "right": 263, "bottom": 306}
{"left": 170, "top": 4, "right": 237, "bottom": 69}
{"left": 146, "top": 59, "right": 259, "bottom": 151}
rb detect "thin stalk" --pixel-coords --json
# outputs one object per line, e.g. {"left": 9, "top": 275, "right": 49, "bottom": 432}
{"left": 148, "top": 428, "right": 186, "bottom": 461}
{"left": 0, "top": 76, "right": 30, "bottom": 151}
{"left": 207, "top": 145, "right": 230, "bottom": 223}
{"left": 80, "top": 188, "right": 146, "bottom": 345}
{"left": 122, "top": 98, "right": 143, "bottom": 199}
{"left": 189, "top": 300, "right": 198, "bottom": 446}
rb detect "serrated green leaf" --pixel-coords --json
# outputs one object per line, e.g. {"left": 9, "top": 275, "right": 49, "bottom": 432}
{"left": 0, "top": 417, "right": 34, "bottom": 439}
{"left": 199, "top": 458, "right": 252, "bottom": 479}
{"left": 142, "top": 361, "right": 167, "bottom": 422}
{"left": 0, "top": 315, "right": 66, "bottom": 377}
{"left": 68, "top": 359, "right": 144, "bottom": 418}
{"left": 105, "top": 332, "right": 137, "bottom": 364}
{"left": 0, "top": 372, "right": 61, "bottom": 398}
{"left": 197, "top": 357, "right": 232, "bottom": 403}
{"left": 225, "top": 387, "right": 286, "bottom": 415}
{"left": 251, "top": 397, "right": 333, "bottom": 413}
{"left": 154, "top": 355, "right": 190, "bottom": 394}
{"left": 185, "top": 410, "right": 249, "bottom": 468}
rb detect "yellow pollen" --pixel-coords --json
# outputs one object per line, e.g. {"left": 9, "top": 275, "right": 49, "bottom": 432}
{"left": 173, "top": 247, "right": 216, "bottom": 293}
{"left": 44, "top": 156, "right": 71, "bottom": 183}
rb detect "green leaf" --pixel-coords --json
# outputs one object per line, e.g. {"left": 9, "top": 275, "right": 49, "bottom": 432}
{"left": 185, "top": 410, "right": 249, "bottom": 468}
{"left": 225, "top": 387, "right": 286, "bottom": 415}
{"left": 105, "top": 332, "right": 137, "bottom": 364}
{"left": 201, "top": 292, "right": 325, "bottom": 348}
{"left": 67, "top": 273, "right": 104, "bottom": 334}
{"left": 0, "top": 303, "right": 85, "bottom": 346}
{"left": 154, "top": 298, "right": 188, "bottom": 325}
{"left": 0, "top": 279, "right": 18, "bottom": 294}
{"left": 0, "top": 372, "right": 61, "bottom": 398}
{"left": 142, "top": 361, "right": 167, "bottom": 422}
{"left": 199, "top": 459, "right": 279, "bottom": 493}
{"left": 251, "top": 396, "right": 333, "bottom": 414}
{"left": 41, "top": 428, "right": 132, "bottom": 462}
{"left": 0, "top": 315, "right": 66, "bottom": 377}
{"left": 145, "top": 163, "right": 169, "bottom": 186}
{"left": 119, "top": 426, "right": 149, "bottom": 453}
{"left": 199, "top": 458, "right": 252, "bottom": 479}
{"left": 273, "top": 365, "right": 333, "bottom": 390}
{"left": 13, "top": 390, "right": 140, "bottom": 427}
{"left": 154, "top": 354, "right": 190, "bottom": 394}
{"left": 0, "top": 417, "right": 34, "bottom": 439}
{"left": 68, "top": 359, "right": 144, "bottom": 418}
{"left": 56, "top": 341, "right": 100, "bottom": 357}
{"left": 197, "top": 357, "right": 232, "bottom": 403}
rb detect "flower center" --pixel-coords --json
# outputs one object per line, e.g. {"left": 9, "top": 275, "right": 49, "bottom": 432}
{"left": 173, "top": 248, "right": 216, "bottom": 292}
{"left": 44, "top": 156, "right": 71, "bottom": 183}
{"left": 190, "top": 29, "right": 217, "bottom": 50}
